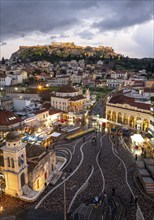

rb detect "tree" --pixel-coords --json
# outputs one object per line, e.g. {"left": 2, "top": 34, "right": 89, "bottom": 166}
{"left": 1, "top": 57, "right": 5, "bottom": 65}
{"left": 151, "top": 64, "right": 154, "bottom": 73}
{"left": 150, "top": 96, "right": 154, "bottom": 103}
{"left": 146, "top": 62, "right": 152, "bottom": 73}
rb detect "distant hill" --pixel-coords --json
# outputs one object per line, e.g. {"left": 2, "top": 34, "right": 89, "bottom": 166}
{"left": 10, "top": 42, "right": 154, "bottom": 74}
{"left": 10, "top": 42, "right": 121, "bottom": 63}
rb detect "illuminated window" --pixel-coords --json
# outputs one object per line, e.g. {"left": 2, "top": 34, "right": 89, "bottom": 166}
{"left": 8, "top": 116, "right": 16, "bottom": 121}
{"left": 37, "top": 179, "right": 39, "bottom": 189}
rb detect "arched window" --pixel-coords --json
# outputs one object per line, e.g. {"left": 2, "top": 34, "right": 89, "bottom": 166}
{"left": 18, "top": 157, "right": 21, "bottom": 167}
{"left": 11, "top": 158, "right": 14, "bottom": 168}
{"left": 7, "top": 158, "right": 10, "bottom": 167}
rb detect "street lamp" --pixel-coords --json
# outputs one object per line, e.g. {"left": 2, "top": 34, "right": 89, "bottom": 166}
{"left": 0, "top": 206, "right": 4, "bottom": 212}
{"left": 62, "top": 172, "right": 67, "bottom": 220}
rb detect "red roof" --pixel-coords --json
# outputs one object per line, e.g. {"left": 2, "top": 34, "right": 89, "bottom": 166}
{"left": 42, "top": 102, "right": 51, "bottom": 110}
{"left": 49, "top": 109, "right": 62, "bottom": 115}
{"left": 109, "top": 94, "right": 150, "bottom": 111}
{"left": 109, "top": 94, "right": 134, "bottom": 104}
{"left": 33, "top": 108, "right": 49, "bottom": 115}
{"left": 0, "top": 110, "right": 21, "bottom": 126}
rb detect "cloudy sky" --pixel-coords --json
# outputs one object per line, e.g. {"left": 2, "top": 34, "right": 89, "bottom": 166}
{"left": 0, "top": 0, "right": 154, "bottom": 59}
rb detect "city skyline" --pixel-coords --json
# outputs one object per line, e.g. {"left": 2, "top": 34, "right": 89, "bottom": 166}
{"left": 0, "top": 0, "right": 154, "bottom": 59}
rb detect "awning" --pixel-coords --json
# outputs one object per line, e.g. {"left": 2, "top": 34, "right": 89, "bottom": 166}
{"left": 50, "top": 132, "right": 61, "bottom": 137}
{"left": 131, "top": 134, "right": 144, "bottom": 144}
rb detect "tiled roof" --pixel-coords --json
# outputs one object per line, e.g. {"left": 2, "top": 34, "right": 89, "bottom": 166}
{"left": 0, "top": 110, "right": 21, "bottom": 126}
{"left": 131, "top": 102, "right": 150, "bottom": 110}
{"left": 26, "top": 144, "right": 51, "bottom": 173}
{"left": 57, "top": 85, "right": 77, "bottom": 93}
{"left": 42, "top": 102, "right": 51, "bottom": 110}
{"left": 109, "top": 94, "right": 134, "bottom": 104}
{"left": 26, "top": 144, "right": 45, "bottom": 158}
{"left": 33, "top": 108, "right": 49, "bottom": 115}
{"left": 69, "top": 95, "right": 86, "bottom": 101}
{"left": 49, "top": 109, "right": 62, "bottom": 115}
{"left": 108, "top": 94, "right": 150, "bottom": 110}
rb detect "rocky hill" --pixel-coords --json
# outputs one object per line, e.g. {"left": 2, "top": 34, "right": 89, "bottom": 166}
{"left": 10, "top": 42, "right": 121, "bottom": 63}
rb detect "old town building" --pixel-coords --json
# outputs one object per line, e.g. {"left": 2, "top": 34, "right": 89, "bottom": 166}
{"left": 51, "top": 84, "right": 87, "bottom": 113}
{"left": 0, "top": 110, "right": 22, "bottom": 132}
{"left": 0, "top": 131, "right": 56, "bottom": 199}
{"left": 106, "top": 92, "right": 151, "bottom": 131}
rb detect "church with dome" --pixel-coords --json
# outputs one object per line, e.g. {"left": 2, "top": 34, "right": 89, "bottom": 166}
{"left": 0, "top": 131, "right": 56, "bottom": 199}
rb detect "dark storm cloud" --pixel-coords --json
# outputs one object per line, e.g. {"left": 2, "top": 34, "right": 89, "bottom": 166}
{"left": 1, "top": 0, "right": 153, "bottom": 41}
{"left": 93, "top": 0, "right": 153, "bottom": 31}
{"left": 1, "top": 0, "right": 96, "bottom": 39}
{"left": 1, "top": 1, "right": 83, "bottom": 40}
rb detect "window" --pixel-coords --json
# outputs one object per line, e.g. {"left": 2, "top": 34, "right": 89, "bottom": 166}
{"left": 7, "top": 157, "right": 10, "bottom": 167}
{"left": 8, "top": 116, "right": 16, "bottom": 121}
{"left": 18, "top": 157, "right": 21, "bottom": 167}
{"left": 37, "top": 179, "right": 39, "bottom": 189}
{"left": 11, "top": 158, "right": 14, "bottom": 168}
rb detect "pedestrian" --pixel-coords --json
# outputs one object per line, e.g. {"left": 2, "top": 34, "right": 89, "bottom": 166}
{"left": 83, "top": 137, "right": 85, "bottom": 143}
{"left": 130, "top": 194, "right": 133, "bottom": 203}
{"left": 112, "top": 187, "right": 115, "bottom": 196}
{"left": 134, "top": 196, "right": 138, "bottom": 204}
{"left": 104, "top": 192, "right": 108, "bottom": 204}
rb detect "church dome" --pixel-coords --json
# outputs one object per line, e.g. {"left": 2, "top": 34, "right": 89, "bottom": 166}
{"left": 6, "top": 131, "right": 21, "bottom": 142}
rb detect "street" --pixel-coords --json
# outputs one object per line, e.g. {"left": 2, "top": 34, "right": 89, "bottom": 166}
{"left": 0, "top": 130, "right": 154, "bottom": 220}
